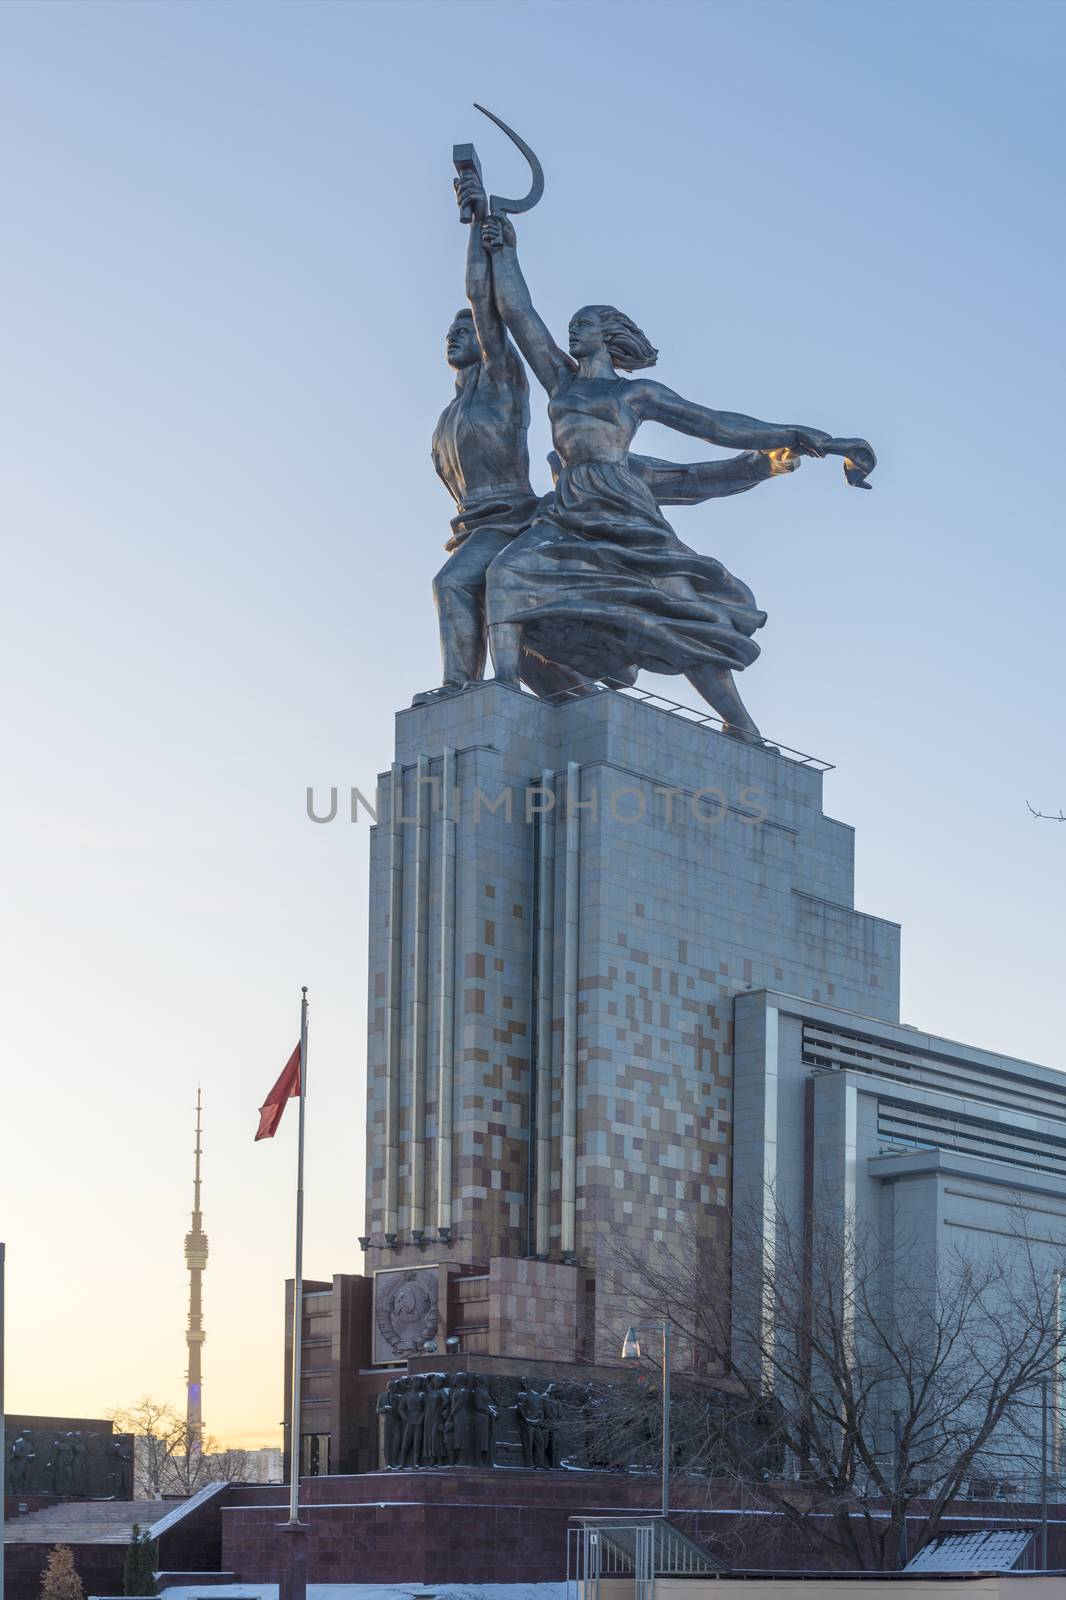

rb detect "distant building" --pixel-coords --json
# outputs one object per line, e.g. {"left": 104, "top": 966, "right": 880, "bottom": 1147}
{"left": 242, "top": 1446, "right": 283, "bottom": 1483}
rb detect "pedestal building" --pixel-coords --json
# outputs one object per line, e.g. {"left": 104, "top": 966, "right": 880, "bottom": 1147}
{"left": 286, "top": 682, "right": 896, "bottom": 1469}
{"left": 281, "top": 681, "right": 1066, "bottom": 1483}
{"left": 362, "top": 684, "right": 897, "bottom": 1333}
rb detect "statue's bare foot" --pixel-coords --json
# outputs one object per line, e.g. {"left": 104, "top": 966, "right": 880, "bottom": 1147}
{"left": 411, "top": 683, "right": 465, "bottom": 708}
{"left": 722, "top": 722, "right": 778, "bottom": 753}
{"left": 684, "top": 665, "right": 773, "bottom": 749}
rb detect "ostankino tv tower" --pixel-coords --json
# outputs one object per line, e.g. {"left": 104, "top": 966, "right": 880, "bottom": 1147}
{"left": 184, "top": 1089, "right": 208, "bottom": 1451}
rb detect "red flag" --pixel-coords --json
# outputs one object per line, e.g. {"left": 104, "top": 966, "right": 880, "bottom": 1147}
{"left": 255, "top": 1043, "right": 301, "bottom": 1141}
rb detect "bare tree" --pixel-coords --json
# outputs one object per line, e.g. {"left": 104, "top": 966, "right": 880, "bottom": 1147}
{"left": 165, "top": 1439, "right": 250, "bottom": 1493}
{"left": 203, "top": 1447, "right": 251, "bottom": 1484}
{"left": 605, "top": 1194, "right": 1065, "bottom": 1569}
{"left": 108, "top": 1399, "right": 250, "bottom": 1499}
{"left": 108, "top": 1400, "right": 183, "bottom": 1501}
{"left": 1026, "top": 802, "right": 1065, "bottom": 822}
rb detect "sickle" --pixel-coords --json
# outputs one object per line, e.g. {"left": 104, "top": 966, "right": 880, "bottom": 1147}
{"left": 473, "top": 103, "right": 545, "bottom": 217}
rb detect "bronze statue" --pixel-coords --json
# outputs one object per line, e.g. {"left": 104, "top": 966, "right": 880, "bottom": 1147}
{"left": 110, "top": 1437, "right": 133, "bottom": 1498}
{"left": 516, "top": 1385, "right": 550, "bottom": 1468}
{"left": 414, "top": 149, "right": 587, "bottom": 708}
{"left": 52, "top": 1434, "right": 75, "bottom": 1495}
{"left": 399, "top": 1376, "right": 427, "bottom": 1468}
{"left": 7, "top": 1433, "right": 35, "bottom": 1495}
{"left": 377, "top": 1378, "right": 404, "bottom": 1468}
{"left": 426, "top": 106, "right": 876, "bottom": 745}
{"left": 71, "top": 1433, "right": 87, "bottom": 1496}
{"left": 423, "top": 1374, "right": 451, "bottom": 1466}
{"left": 448, "top": 1372, "right": 475, "bottom": 1464}
{"left": 471, "top": 1375, "right": 496, "bottom": 1466}
{"left": 417, "top": 111, "right": 816, "bottom": 713}
{"left": 481, "top": 205, "right": 874, "bottom": 744}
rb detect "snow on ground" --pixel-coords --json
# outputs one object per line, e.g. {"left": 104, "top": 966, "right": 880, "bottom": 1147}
{"left": 159, "top": 1585, "right": 567, "bottom": 1600}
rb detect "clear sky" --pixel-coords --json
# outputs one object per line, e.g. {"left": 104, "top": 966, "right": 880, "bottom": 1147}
{"left": 1, "top": 0, "right": 1063, "bottom": 1449}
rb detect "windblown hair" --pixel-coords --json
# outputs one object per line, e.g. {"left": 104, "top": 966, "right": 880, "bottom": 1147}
{"left": 582, "top": 304, "right": 658, "bottom": 371}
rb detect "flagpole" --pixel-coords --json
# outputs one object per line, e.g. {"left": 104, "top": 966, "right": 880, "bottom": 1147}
{"left": 287, "top": 987, "right": 308, "bottom": 1526}
{"left": 1, "top": 1240, "right": 7, "bottom": 1600}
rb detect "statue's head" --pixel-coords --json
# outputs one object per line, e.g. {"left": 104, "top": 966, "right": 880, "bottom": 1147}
{"left": 568, "top": 305, "right": 658, "bottom": 371}
{"left": 446, "top": 309, "right": 479, "bottom": 370}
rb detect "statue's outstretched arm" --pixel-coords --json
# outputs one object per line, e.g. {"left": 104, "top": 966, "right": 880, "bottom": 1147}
{"left": 627, "top": 378, "right": 831, "bottom": 456}
{"left": 629, "top": 448, "right": 799, "bottom": 505}
{"left": 630, "top": 381, "right": 877, "bottom": 488}
{"left": 482, "top": 215, "right": 573, "bottom": 395}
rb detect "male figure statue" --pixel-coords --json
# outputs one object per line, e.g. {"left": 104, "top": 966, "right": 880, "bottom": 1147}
{"left": 376, "top": 1378, "right": 403, "bottom": 1468}
{"left": 399, "top": 1376, "right": 427, "bottom": 1469}
{"left": 414, "top": 171, "right": 585, "bottom": 706}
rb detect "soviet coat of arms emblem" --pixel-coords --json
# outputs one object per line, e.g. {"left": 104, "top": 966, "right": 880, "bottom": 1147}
{"left": 374, "top": 1267, "right": 439, "bottom": 1360}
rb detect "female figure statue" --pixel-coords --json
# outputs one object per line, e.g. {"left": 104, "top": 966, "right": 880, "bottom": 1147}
{"left": 479, "top": 212, "right": 875, "bottom": 744}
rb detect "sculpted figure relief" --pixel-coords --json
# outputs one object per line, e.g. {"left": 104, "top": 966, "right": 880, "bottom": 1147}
{"left": 377, "top": 1377, "right": 404, "bottom": 1468}
{"left": 399, "top": 1375, "right": 427, "bottom": 1468}
{"left": 5, "top": 1429, "right": 130, "bottom": 1499}
{"left": 109, "top": 1437, "right": 133, "bottom": 1498}
{"left": 52, "top": 1434, "right": 76, "bottom": 1496}
{"left": 7, "top": 1433, "right": 35, "bottom": 1495}
{"left": 379, "top": 1370, "right": 503, "bottom": 1469}
{"left": 417, "top": 110, "right": 876, "bottom": 748}
{"left": 516, "top": 1384, "right": 550, "bottom": 1468}
{"left": 424, "top": 1373, "right": 452, "bottom": 1465}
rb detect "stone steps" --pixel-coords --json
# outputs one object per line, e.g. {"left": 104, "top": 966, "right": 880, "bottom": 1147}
{"left": 4, "top": 1500, "right": 185, "bottom": 1545}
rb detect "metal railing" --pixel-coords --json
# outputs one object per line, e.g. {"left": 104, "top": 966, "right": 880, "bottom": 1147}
{"left": 567, "top": 1516, "right": 726, "bottom": 1600}
{"left": 544, "top": 679, "right": 834, "bottom": 771}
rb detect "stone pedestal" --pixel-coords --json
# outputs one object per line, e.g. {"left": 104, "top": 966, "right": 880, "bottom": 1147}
{"left": 274, "top": 1519, "right": 308, "bottom": 1600}
{"left": 360, "top": 684, "right": 900, "bottom": 1361}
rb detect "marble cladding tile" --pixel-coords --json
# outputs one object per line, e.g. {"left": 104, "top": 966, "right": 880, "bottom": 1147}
{"left": 363, "top": 685, "right": 900, "bottom": 1344}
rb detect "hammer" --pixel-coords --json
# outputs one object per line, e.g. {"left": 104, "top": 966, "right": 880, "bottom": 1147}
{"left": 453, "top": 143, "right": 484, "bottom": 223}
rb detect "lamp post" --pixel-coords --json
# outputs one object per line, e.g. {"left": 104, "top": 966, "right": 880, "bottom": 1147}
{"left": 1040, "top": 1377, "right": 1049, "bottom": 1571}
{"left": 621, "top": 1321, "right": 672, "bottom": 1519}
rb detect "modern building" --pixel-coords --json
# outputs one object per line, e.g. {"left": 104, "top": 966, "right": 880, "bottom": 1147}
{"left": 283, "top": 684, "right": 1066, "bottom": 1483}
{"left": 732, "top": 989, "right": 1066, "bottom": 1484}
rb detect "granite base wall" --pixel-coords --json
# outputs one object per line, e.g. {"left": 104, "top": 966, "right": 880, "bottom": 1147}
{"left": 3, "top": 1542, "right": 125, "bottom": 1600}
{"left": 222, "top": 1470, "right": 676, "bottom": 1583}
{"left": 220, "top": 1473, "right": 1066, "bottom": 1583}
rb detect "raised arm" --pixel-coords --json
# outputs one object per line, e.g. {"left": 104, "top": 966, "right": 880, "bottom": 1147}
{"left": 455, "top": 172, "right": 509, "bottom": 379}
{"left": 627, "top": 378, "right": 831, "bottom": 456}
{"left": 482, "top": 214, "right": 573, "bottom": 395}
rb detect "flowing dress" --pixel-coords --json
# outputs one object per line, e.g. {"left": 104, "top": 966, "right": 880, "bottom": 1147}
{"left": 485, "top": 383, "right": 766, "bottom": 686}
